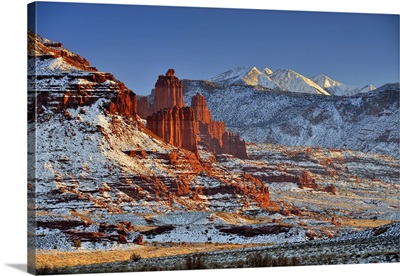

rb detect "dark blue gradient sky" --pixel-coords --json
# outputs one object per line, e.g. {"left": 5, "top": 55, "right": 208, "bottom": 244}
{"left": 30, "top": 2, "right": 399, "bottom": 95}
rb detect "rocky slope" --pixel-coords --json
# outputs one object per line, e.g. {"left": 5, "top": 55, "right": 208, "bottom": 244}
{"left": 28, "top": 32, "right": 275, "bottom": 252}
{"left": 182, "top": 80, "right": 399, "bottom": 158}
{"left": 27, "top": 31, "right": 137, "bottom": 121}
{"left": 28, "top": 32, "right": 399, "bottom": 272}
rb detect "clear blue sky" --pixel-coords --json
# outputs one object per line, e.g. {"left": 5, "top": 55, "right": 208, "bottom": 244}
{"left": 29, "top": 2, "right": 399, "bottom": 95}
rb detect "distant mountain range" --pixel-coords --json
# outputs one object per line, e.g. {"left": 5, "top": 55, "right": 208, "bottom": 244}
{"left": 208, "top": 66, "right": 377, "bottom": 96}
{"left": 182, "top": 79, "right": 399, "bottom": 157}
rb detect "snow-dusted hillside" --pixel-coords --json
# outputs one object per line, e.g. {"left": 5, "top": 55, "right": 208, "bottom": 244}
{"left": 312, "top": 74, "right": 375, "bottom": 96}
{"left": 182, "top": 80, "right": 399, "bottom": 157}
{"left": 373, "top": 82, "right": 400, "bottom": 93}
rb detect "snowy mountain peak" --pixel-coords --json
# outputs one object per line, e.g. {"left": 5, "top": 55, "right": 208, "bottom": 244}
{"left": 312, "top": 74, "right": 342, "bottom": 88}
{"left": 209, "top": 66, "right": 282, "bottom": 90}
{"left": 269, "top": 69, "right": 330, "bottom": 95}
{"left": 312, "top": 74, "right": 376, "bottom": 96}
{"left": 209, "top": 66, "right": 378, "bottom": 97}
{"left": 208, "top": 66, "right": 254, "bottom": 85}
{"left": 263, "top": 67, "right": 273, "bottom": 75}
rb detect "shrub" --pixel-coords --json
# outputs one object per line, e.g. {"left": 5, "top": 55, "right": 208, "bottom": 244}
{"left": 36, "top": 266, "right": 60, "bottom": 275}
{"left": 246, "top": 253, "right": 300, "bottom": 267}
{"left": 130, "top": 253, "right": 142, "bottom": 262}
{"left": 185, "top": 254, "right": 207, "bottom": 270}
{"left": 73, "top": 239, "right": 81, "bottom": 248}
{"left": 373, "top": 226, "right": 388, "bottom": 236}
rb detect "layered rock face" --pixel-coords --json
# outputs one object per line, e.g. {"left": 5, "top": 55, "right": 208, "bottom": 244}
{"left": 191, "top": 92, "right": 248, "bottom": 159}
{"left": 109, "top": 90, "right": 137, "bottom": 117}
{"left": 191, "top": 92, "right": 212, "bottom": 123}
{"left": 145, "top": 70, "right": 199, "bottom": 155}
{"left": 27, "top": 31, "right": 136, "bottom": 120}
{"left": 221, "top": 132, "right": 248, "bottom": 159}
{"left": 146, "top": 106, "right": 198, "bottom": 154}
{"left": 137, "top": 96, "right": 151, "bottom": 118}
{"left": 153, "top": 69, "right": 184, "bottom": 112}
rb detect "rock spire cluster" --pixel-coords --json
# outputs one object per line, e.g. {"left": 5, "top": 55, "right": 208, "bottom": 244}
{"left": 143, "top": 69, "right": 248, "bottom": 159}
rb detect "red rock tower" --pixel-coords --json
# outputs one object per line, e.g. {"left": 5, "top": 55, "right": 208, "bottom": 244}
{"left": 146, "top": 106, "right": 198, "bottom": 154}
{"left": 153, "top": 69, "right": 184, "bottom": 112}
{"left": 147, "top": 70, "right": 248, "bottom": 159}
{"left": 191, "top": 92, "right": 211, "bottom": 124}
{"left": 190, "top": 92, "right": 248, "bottom": 159}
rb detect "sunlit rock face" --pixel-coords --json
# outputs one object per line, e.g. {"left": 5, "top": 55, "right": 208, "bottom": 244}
{"left": 28, "top": 31, "right": 137, "bottom": 121}
{"left": 153, "top": 69, "right": 184, "bottom": 112}
{"left": 146, "top": 106, "right": 199, "bottom": 155}
{"left": 146, "top": 71, "right": 249, "bottom": 159}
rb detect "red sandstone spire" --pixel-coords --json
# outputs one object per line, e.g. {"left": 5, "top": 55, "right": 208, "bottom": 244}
{"left": 153, "top": 69, "right": 184, "bottom": 112}
{"left": 191, "top": 92, "right": 212, "bottom": 124}
{"left": 146, "top": 69, "right": 248, "bottom": 159}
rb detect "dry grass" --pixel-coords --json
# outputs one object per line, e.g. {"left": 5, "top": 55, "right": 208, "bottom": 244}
{"left": 134, "top": 225, "right": 158, "bottom": 232}
{"left": 339, "top": 218, "right": 393, "bottom": 228}
{"left": 36, "top": 242, "right": 260, "bottom": 270}
{"left": 214, "top": 211, "right": 261, "bottom": 225}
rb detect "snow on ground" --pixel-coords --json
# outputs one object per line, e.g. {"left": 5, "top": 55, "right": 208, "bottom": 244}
{"left": 146, "top": 223, "right": 307, "bottom": 245}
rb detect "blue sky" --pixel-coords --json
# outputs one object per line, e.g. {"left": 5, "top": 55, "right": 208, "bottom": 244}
{"left": 30, "top": 2, "right": 399, "bottom": 95}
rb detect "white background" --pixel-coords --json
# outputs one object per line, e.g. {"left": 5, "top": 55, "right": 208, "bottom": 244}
{"left": 0, "top": 0, "right": 398, "bottom": 275}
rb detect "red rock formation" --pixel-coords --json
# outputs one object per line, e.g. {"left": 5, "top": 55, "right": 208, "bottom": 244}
{"left": 207, "top": 121, "right": 226, "bottom": 146}
{"left": 109, "top": 89, "right": 137, "bottom": 117}
{"left": 147, "top": 72, "right": 248, "bottom": 159}
{"left": 146, "top": 106, "right": 198, "bottom": 154}
{"left": 221, "top": 132, "right": 248, "bottom": 159}
{"left": 190, "top": 92, "right": 248, "bottom": 159}
{"left": 298, "top": 171, "right": 317, "bottom": 189}
{"left": 325, "top": 183, "right": 336, "bottom": 195}
{"left": 28, "top": 31, "right": 138, "bottom": 120}
{"left": 134, "top": 234, "right": 143, "bottom": 245}
{"left": 153, "top": 69, "right": 184, "bottom": 112}
{"left": 198, "top": 121, "right": 226, "bottom": 149}
{"left": 137, "top": 96, "right": 150, "bottom": 118}
{"left": 191, "top": 92, "right": 212, "bottom": 123}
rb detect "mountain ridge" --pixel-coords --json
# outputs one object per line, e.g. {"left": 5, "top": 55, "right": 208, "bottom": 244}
{"left": 208, "top": 66, "right": 377, "bottom": 96}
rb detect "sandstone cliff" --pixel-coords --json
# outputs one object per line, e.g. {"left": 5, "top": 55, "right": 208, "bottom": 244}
{"left": 191, "top": 92, "right": 248, "bottom": 159}
{"left": 137, "top": 96, "right": 151, "bottom": 118}
{"left": 191, "top": 92, "right": 212, "bottom": 123}
{"left": 28, "top": 31, "right": 136, "bottom": 120}
{"left": 146, "top": 106, "right": 198, "bottom": 154}
{"left": 145, "top": 72, "right": 248, "bottom": 159}
{"left": 153, "top": 69, "right": 184, "bottom": 112}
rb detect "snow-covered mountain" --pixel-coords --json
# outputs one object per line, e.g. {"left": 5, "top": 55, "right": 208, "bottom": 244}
{"left": 312, "top": 74, "right": 376, "bottom": 96}
{"left": 208, "top": 66, "right": 281, "bottom": 90}
{"left": 269, "top": 69, "right": 330, "bottom": 95}
{"left": 209, "top": 67, "right": 330, "bottom": 95}
{"left": 183, "top": 80, "right": 399, "bottom": 158}
{"left": 208, "top": 66, "right": 380, "bottom": 96}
